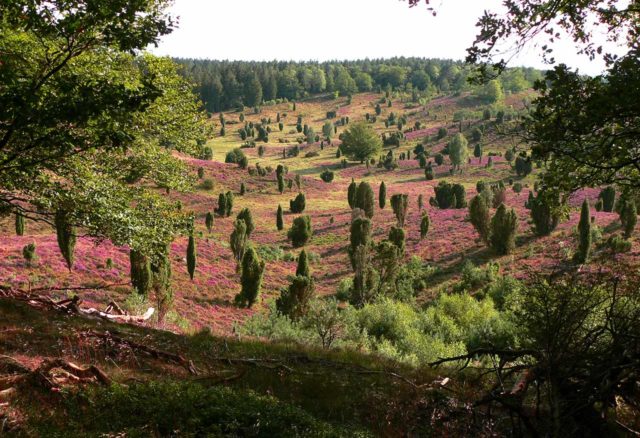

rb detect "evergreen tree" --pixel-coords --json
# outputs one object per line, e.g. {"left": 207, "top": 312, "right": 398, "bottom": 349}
{"left": 322, "top": 121, "right": 334, "bottom": 139}
{"left": 418, "top": 194, "right": 424, "bottom": 210}
{"left": 349, "top": 217, "right": 372, "bottom": 269}
{"left": 390, "top": 193, "right": 409, "bottom": 227}
{"left": 205, "top": 211, "right": 214, "bottom": 233}
{"left": 420, "top": 211, "right": 430, "bottom": 239}
{"left": 525, "top": 191, "right": 535, "bottom": 210}
{"left": 225, "top": 191, "right": 234, "bottom": 216}
{"left": 276, "top": 164, "right": 285, "bottom": 194}
{"left": 276, "top": 204, "right": 284, "bottom": 231}
{"left": 230, "top": 219, "right": 248, "bottom": 266}
{"left": 216, "top": 193, "right": 226, "bottom": 216}
{"left": 515, "top": 154, "right": 533, "bottom": 176}
{"left": 235, "top": 245, "right": 265, "bottom": 308}
{"left": 576, "top": 199, "right": 591, "bottom": 263}
{"left": 22, "top": 242, "right": 36, "bottom": 267}
{"left": 622, "top": 200, "right": 637, "bottom": 238}
{"left": 599, "top": 186, "right": 616, "bottom": 212}
{"left": 240, "top": 182, "right": 246, "bottom": 196}
{"left": 490, "top": 204, "right": 518, "bottom": 255}
{"left": 595, "top": 198, "right": 603, "bottom": 211}
{"left": 425, "top": 164, "right": 434, "bottom": 180}
{"left": 347, "top": 179, "right": 357, "bottom": 208}
{"left": 151, "top": 245, "right": 173, "bottom": 321}
{"left": 530, "top": 190, "right": 562, "bottom": 236}
{"left": 295, "top": 249, "right": 310, "bottom": 277}
{"left": 15, "top": 212, "right": 24, "bottom": 236}
{"left": 474, "top": 143, "right": 483, "bottom": 162}
{"left": 186, "top": 235, "right": 197, "bottom": 280}
{"left": 236, "top": 208, "right": 255, "bottom": 237}
{"left": 289, "top": 192, "right": 306, "bottom": 213}
{"left": 469, "top": 195, "right": 491, "bottom": 244}
{"left": 288, "top": 215, "right": 313, "bottom": 247}
{"left": 379, "top": 181, "right": 387, "bottom": 209}
{"left": 452, "top": 183, "right": 467, "bottom": 208}
{"left": 355, "top": 182, "right": 375, "bottom": 219}
{"left": 55, "top": 209, "right": 76, "bottom": 271}
{"left": 130, "top": 249, "right": 152, "bottom": 296}
{"left": 278, "top": 247, "right": 317, "bottom": 319}
{"left": 388, "top": 226, "right": 406, "bottom": 255}
{"left": 505, "top": 149, "right": 515, "bottom": 162}
{"left": 245, "top": 74, "right": 263, "bottom": 107}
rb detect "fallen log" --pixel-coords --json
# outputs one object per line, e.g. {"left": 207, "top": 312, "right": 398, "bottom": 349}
{"left": 0, "top": 287, "right": 154, "bottom": 324}
{"left": 78, "top": 305, "right": 155, "bottom": 322}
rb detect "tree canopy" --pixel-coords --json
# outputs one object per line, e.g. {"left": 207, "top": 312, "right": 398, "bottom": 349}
{"left": 0, "top": 0, "right": 210, "bottom": 260}
{"left": 340, "top": 122, "right": 382, "bottom": 166}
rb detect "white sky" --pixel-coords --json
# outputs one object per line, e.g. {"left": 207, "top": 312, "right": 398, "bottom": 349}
{"left": 151, "top": 0, "right": 614, "bottom": 75}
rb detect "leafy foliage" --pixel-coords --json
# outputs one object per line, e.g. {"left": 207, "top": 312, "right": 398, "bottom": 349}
{"left": 340, "top": 123, "right": 382, "bottom": 167}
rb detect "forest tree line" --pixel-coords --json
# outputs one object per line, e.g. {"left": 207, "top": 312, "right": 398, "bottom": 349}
{"left": 173, "top": 57, "right": 544, "bottom": 113}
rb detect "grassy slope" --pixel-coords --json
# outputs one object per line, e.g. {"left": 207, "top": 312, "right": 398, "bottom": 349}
{"left": 1, "top": 91, "right": 634, "bottom": 335}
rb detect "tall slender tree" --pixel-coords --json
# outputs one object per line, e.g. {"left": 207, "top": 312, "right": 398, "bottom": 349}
{"left": 15, "top": 212, "right": 24, "bottom": 236}
{"left": 55, "top": 209, "right": 76, "bottom": 271}
{"left": 205, "top": 212, "right": 214, "bottom": 233}
{"left": 186, "top": 235, "right": 197, "bottom": 280}
{"left": 130, "top": 249, "right": 152, "bottom": 296}
{"left": 379, "top": 181, "right": 387, "bottom": 209}
{"left": 276, "top": 204, "right": 284, "bottom": 231}
{"left": 576, "top": 199, "right": 591, "bottom": 263}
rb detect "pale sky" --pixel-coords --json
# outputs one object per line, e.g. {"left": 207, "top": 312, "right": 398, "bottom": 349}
{"left": 151, "top": 0, "right": 615, "bottom": 75}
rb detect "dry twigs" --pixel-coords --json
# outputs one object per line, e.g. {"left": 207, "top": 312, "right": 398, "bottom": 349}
{"left": 80, "top": 330, "right": 198, "bottom": 375}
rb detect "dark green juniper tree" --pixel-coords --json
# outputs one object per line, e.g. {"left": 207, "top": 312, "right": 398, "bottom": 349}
{"left": 390, "top": 194, "right": 408, "bottom": 227}
{"left": 235, "top": 245, "right": 265, "bottom": 308}
{"left": 230, "top": 219, "right": 248, "bottom": 267}
{"left": 276, "top": 250, "right": 315, "bottom": 320}
{"left": 15, "top": 212, "right": 25, "bottom": 236}
{"left": 469, "top": 195, "right": 491, "bottom": 244}
{"left": 130, "top": 249, "right": 152, "bottom": 296}
{"left": 288, "top": 216, "right": 312, "bottom": 248}
{"left": 186, "top": 235, "right": 197, "bottom": 280}
{"left": 55, "top": 209, "right": 76, "bottom": 271}
{"left": 348, "top": 179, "right": 357, "bottom": 208}
{"left": 276, "top": 204, "right": 284, "bottom": 231}
{"left": 490, "top": 204, "right": 518, "bottom": 256}
{"left": 205, "top": 212, "right": 214, "bottom": 233}
{"left": 236, "top": 208, "right": 255, "bottom": 237}
{"left": 355, "top": 182, "right": 375, "bottom": 219}
{"left": 575, "top": 199, "right": 591, "bottom": 263}
{"left": 379, "top": 181, "right": 387, "bottom": 209}
{"left": 420, "top": 211, "right": 430, "bottom": 239}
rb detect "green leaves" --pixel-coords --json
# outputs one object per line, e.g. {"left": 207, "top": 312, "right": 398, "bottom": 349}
{"left": 0, "top": 4, "right": 209, "bottom": 261}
